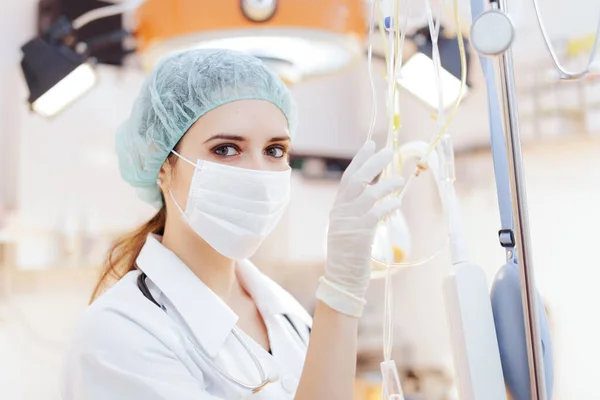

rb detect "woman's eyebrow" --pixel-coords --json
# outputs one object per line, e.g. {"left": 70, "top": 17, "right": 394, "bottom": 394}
{"left": 203, "top": 134, "right": 246, "bottom": 144}
{"left": 267, "top": 136, "right": 291, "bottom": 143}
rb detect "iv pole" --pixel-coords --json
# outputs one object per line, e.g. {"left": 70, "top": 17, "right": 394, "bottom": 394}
{"left": 470, "top": 0, "right": 548, "bottom": 398}
{"left": 495, "top": 1, "right": 548, "bottom": 399}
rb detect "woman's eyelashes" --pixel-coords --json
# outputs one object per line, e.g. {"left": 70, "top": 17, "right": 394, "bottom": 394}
{"left": 211, "top": 143, "right": 289, "bottom": 159}
{"left": 264, "top": 144, "right": 288, "bottom": 159}
{"left": 212, "top": 144, "right": 241, "bottom": 157}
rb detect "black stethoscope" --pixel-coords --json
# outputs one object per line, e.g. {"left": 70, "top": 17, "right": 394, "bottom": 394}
{"left": 136, "top": 272, "right": 309, "bottom": 393}
{"left": 137, "top": 272, "right": 310, "bottom": 340}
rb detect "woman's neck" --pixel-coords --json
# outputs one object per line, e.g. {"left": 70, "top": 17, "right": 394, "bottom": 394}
{"left": 161, "top": 221, "right": 238, "bottom": 301}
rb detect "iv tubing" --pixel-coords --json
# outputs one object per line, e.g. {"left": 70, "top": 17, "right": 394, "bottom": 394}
{"left": 366, "top": 0, "right": 463, "bottom": 271}
{"left": 382, "top": 11, "right": 397, "bottom": 400}
{"left": 377, "top": 4, "right": 390, "bottom": 66}
{"left": 369, "top": 0, "right": 453, "bottom": 271}
{"left": 383, "top": 0, "right": 400, "bottom": 366}
{"left": 392, "top": 0, "right": 467, "bottom": 209}
{"left": 421, "top": 0, "right": 467, "bottom": 161}
{"left": 367, "top": 0, "right": 379, "bottom": 141}
{"left": 530, "top": 0, "right": 600, "bottom": 80}
{"left": 380, "top": 5, "right": 404, "bottom": 399}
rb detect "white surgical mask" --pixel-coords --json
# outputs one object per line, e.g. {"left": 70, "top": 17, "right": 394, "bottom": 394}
{"left": 168, "top": 151, "right": 291, "bottom": 259}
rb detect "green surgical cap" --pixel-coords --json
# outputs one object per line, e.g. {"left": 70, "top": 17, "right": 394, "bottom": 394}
{"left": 115, "top": 48, "right": 298, "bottom": 208}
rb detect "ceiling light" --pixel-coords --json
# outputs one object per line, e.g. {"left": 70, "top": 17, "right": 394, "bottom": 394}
{"left": 20, "top": 37, "right": 98, "bottom": 118}
{"left": 142, "top": 30, "right": 361, "bottom": 84}
{"left": 31, "top": 63, "right": 97, "bottom": 118}
{"left": 134, "top": 0, "right": 366, "bottom": 82}
{"left": 20, "top": 2, "right": 144, "bottom": 118}
{"left": 240, "top": 0, "right": 278, "bottom": 22}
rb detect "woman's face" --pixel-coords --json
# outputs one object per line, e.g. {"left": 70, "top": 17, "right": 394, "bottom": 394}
{"left": 161, "top": 99, "right": 291, "bottom": 205}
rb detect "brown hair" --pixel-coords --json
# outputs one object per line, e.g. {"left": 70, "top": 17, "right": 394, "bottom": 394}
{"left": 90, "top": 154, "right": 178, "bottom": 303}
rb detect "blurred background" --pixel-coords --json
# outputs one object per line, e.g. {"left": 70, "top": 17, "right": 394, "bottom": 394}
{"left": 1, "top": 0, "right": 600, "bottom": 399}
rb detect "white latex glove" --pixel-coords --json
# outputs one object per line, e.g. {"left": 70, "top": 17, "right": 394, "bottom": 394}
{"left": 316, "top": 140, "right": 404, "bottom": 318}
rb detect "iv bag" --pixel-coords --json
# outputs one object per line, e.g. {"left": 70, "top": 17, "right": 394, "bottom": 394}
{"left": 371, "top": 209, "right": 411, "bottom": 277}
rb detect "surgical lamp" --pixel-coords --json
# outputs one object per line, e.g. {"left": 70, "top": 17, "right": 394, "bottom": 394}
{"left": 399, "top": 26, "right": 471, "bottom": 110}
{"left": 20, "top": 0, "right": 365, "bottom": 117}
{"left": 20, "top": 18, "right": 98, "bottom": 118}
{"left": 134, "top": 0, "right": 365, "bottom": 83}
{"left": 20, "top": 0, "right": 147, "bottom": 118}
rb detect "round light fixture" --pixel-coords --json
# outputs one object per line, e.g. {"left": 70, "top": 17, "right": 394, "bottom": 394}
{"left": 240, "top": 0, "right": 278, "bottom": 22}
{"left": 134, "top": 0, "right": 366, "bottom": 83}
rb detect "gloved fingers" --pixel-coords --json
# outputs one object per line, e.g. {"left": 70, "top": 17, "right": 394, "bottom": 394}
{"left": 342, "top": 147, "right": 394, "bottom": 201}
{"left": 351, "top": 177, "right": 405, "bottom": 213}
{"left": 339, "top": 140, "right": 376, "bottom": 189}
{"left": 365, "top": 198, "right": 403, "bottom": 227}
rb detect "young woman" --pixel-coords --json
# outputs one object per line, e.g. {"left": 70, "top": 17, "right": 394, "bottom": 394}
{"left": 61, "top": 48, "right": 404, "bottom": 400}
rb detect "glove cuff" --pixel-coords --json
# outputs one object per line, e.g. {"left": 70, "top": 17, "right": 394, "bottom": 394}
{"left": 315, "top": 276, "right": 367, "bottom": 318}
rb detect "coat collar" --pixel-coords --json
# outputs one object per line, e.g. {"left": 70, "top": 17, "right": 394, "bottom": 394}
{"left": 236, "top": 259, "right": 313, "bottom": 329}
{"left": 136, "top": 235, "right": 311, "bottom": 358}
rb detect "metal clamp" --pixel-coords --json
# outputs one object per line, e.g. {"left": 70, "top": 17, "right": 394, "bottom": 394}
{"left": 498, "top": 229, "right": 515, "bottom": 248}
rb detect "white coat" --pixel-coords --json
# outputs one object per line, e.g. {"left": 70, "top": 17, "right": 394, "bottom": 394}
{"left": 61, "top": 235, "right": 313, "bottom": 400}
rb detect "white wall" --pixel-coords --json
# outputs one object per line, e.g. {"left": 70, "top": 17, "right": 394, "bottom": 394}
{"left": 15, "top": 66, "right": 155, "bottom": 232}
{"left": 0, "top": 0, "right": 38, "bottom": 209}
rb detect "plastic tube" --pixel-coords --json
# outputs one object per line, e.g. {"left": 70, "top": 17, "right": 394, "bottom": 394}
{"left": 367, "top": 0, "right": 379, "bottom": 141}
{"left": 370, "top": 0, "right": 462, "bottom": 267}
{"left": 374, "top": 2, "right": 467, "bottom": 397}
{"left": 382, "top": 0, "right": 399, "bottom": 368}
{"left": 531, "top": 0, "right": 600, "bottom": 80}
{"left": 381, "top": 360, "right": 406, "bottom": 400}
{"left": 380, "top": 5, "right": 404, "bottom": 398}
{"left": 389, "top": 0, "right": 467, "bottom": 207}
{"left": 420, "top": 0, "right": 467, "bottom": 161}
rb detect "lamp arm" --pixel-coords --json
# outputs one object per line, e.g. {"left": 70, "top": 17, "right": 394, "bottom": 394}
{"left": 72, "top": 0, "right": 147, "bottom": 31}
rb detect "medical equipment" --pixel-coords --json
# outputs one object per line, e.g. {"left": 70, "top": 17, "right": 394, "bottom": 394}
{"left": 370, "top": 142, "right": 451, "bottom": 277}
{"left": 137, "top": 272, "right": 271, "bottom": 393}
{"left": 470, "top": 10, "right": 515, "bottom": 57}
{"left": 472, "top": 0, "right": 600, "bottom": 80}
{"left": 366, "top": 1, "right": 469, "bottom": 398}
{"left": 367, "top": 0, "right": 565, "bottom": 398}
{"left": 531, "top": 0, "right": 600, "bottom": 80}
{"left": 468, "top": 0, "right": 572, "bottom": 398}
{"left": 72, "top": 0, "right": 147, "bottom": 30}
{"left": 368, "top": 0, "right": 467, "bottom": 271}
{"left": 371, "top": 210, "right": 411, "bottom": 267}
{"left": 384, "top": 140, "right": 507, "bottom": 400}
{"left": 136, "top": 272, "right": 309, "bottom": 394}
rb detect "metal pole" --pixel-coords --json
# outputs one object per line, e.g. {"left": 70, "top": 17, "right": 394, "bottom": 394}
{"left": 495, "top": 0, "right": 548, "bottom": 398}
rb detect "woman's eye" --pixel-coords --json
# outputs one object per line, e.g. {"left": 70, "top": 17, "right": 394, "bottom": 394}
{"left": 213, "top": 145, "right": 240, "bottom": 157}
{"left": 265, "top": 146, "right": 286, "bottom": 158}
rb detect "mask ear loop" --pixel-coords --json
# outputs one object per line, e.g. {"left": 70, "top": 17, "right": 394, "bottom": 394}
{"left": 171, "top": 150, "right": 196, "bottom": 167}
{"left": 167, "top": 150, "right": 196, "bottom": 216}
{"left": 168, "top": 190, "right": 186, "bottom": 216}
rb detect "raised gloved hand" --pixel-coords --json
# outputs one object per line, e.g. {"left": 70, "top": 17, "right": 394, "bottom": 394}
{"left": 316, "top": 140, "right": 404, "bottom": 318}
